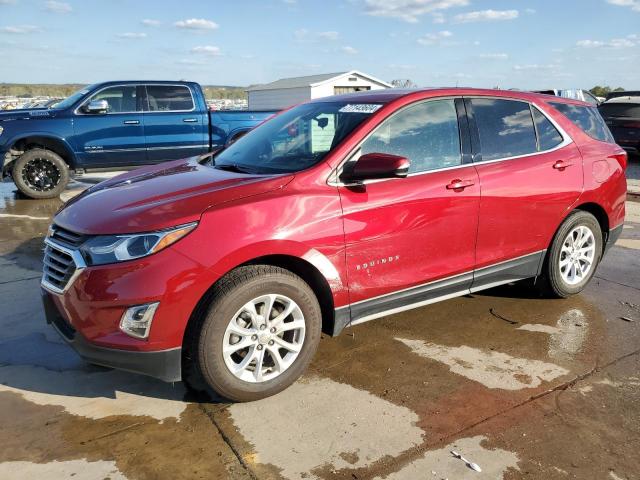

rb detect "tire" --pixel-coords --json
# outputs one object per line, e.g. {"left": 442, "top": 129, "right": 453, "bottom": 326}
{"left": 540, "top": 211, "right": 603, "bottom": 298}
{"left": 185, "top": 265, "right": 322, "bottom": 402}
{"left": 12, "top": 148, "right": 69, "bottom": 199}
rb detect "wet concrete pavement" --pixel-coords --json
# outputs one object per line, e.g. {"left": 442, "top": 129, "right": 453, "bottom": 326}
{"left": 0, "top": 177, "right": 639, "bottom": 480}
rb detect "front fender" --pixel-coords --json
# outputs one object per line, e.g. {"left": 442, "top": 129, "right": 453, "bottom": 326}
{"left": 2, "top": 131, "right": 77, "bottom": 170}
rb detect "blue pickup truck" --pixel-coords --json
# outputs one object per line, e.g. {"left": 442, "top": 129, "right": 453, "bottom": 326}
{"left": 0, "top": 81, "right": 275, "bottom": 198}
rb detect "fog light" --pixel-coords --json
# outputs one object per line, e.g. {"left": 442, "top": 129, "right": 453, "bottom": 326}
{"left": 119, "top": 302, "right": 159, "bottom": 339}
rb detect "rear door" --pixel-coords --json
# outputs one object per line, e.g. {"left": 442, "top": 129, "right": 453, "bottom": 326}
{"left": 467, "top": 97, "right": 583, "bottom": 290}
{"left": 142, "top": 84, "right": 208, "bottom": 162}
{"left": 73, "top": 84, "right": 146, "bottom": 166}
{"left": 339, "top": 98, "right": 480, "bottom": 321}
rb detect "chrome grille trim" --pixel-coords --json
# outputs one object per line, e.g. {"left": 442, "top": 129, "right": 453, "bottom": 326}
{"left": 50, "top": 225, "right": 87, "bottom": 248}
{"left": 41, "top": 238, "right": 87, "bottom": 295}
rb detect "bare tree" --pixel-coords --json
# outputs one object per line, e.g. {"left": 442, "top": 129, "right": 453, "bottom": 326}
{"left": 390, "top": 79, "right": 417, "bottom": 89}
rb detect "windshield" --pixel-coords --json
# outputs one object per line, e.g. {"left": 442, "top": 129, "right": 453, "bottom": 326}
{"left": 214, "top": 101, "right": 383, "bottom": 174}
{"left": 52, "top": 84, "right": 96, "bottom": 110}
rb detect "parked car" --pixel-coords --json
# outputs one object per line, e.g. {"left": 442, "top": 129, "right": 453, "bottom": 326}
{"left": 0, "top": 81, "right": 276, "bottom": 199}
{"left": 41, "top": 88, "right": 626, "bottom": 402}
{"left": 599, "top": 95, "right": 640, "bottom": 156}
{"left": 534, "top": 89, "right": 601, "bottom": 105}
{"left": 605, "top": 90, "right": 640, "bottom": 101}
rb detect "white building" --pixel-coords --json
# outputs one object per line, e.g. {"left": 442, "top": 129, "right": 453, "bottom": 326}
{"left": 246, "top": 70, "right": 392, "bottom": 110}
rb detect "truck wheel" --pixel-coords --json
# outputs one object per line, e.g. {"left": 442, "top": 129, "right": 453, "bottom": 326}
{"left": 12, "top": 149, "right": 69, "bottom": 199}
{"left": 185, "top": 265, "right": 321, "bottom": 402}
{"left": 540, "top": 211, "right": 603, "bottom": 298}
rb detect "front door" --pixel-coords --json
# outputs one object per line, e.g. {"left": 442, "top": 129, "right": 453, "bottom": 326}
{"left": 73, "top": 84, "right": 146, "bottom": 166}
{"left": 142, "top": 84, "right": 208, "bottom": 162}
{"left": 338, "top": 98, "right": 480, "bottom": 323}
{"left": 466, "top": 97, "right": 583, "bottom": 290}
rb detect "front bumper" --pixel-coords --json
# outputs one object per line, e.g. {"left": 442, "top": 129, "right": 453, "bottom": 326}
{"left": 42, "top": 290, "right": 182, "bottom": 382}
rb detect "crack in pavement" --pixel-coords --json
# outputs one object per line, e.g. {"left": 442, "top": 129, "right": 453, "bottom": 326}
{"left": 330, "top": 346, "right": 640, "bottom": 480}
{"left": 595, "top": 276, "right": 640, "bottom": 292}
{"left": 197, "top": 402, "right": 258, "bottom": 480}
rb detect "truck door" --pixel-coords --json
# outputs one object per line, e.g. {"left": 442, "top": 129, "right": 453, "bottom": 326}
{"left": 142, "top": 84, "right": 208, "bottom": 162}
{"left": 73, "top": 85, "right": 147, "bottom": 166}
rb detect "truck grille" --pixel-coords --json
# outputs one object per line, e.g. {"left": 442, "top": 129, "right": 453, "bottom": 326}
{"left": 43, "top": 243, "right": 77, "bottom": 292}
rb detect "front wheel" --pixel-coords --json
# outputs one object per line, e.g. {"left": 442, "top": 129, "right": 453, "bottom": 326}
{"left": 12, "top": 148, "right": 69, "bottom": 199}
{"left": 541, "top": 211, "right": 603, "bottom": 298}
{"left": 186, "top": 265, "right": 321, "bottom": 402}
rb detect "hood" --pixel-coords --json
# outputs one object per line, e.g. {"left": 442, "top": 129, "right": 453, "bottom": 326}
{"left": 54, "top": 157, "right": 293, "bottom": 235}
{"left": 0, "top": 109, "right": 56, "bottom": 122}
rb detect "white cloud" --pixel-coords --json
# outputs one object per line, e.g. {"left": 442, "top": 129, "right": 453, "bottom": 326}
{"left": 318, "top": 30, "right": 339, "bottom": 40}
{"left": 0, "top": 0, "right": 17, "bottom": 4}
{"left": 294, "top": 28, "right": 308, "bottom": 40}
{"left": 513, "top": 64, "right": 555, "bottom": 71}
{"left": 431, "top": 12, "right": 445, "bottom": 23}
{"left": 479, "top": 53, "right": 509, "bottom": 59}
{"left": 606, "top": 0, "right": 640, "bottom": 12}
{"left": 141, "top": 19, "right": 162, "bottom": 27}
{"left": 0, "top": 25, "right": 40, "bottom": 33}
{"left": 191, "top": 45, "right": 222, "bottom": 56}
{"left": 577, "top": 37, "right": 637, "bottom": 48}
{"left": 116, "top": 32, "right": 147, "bottom": 39}
{"left": 44, "top": 1, "right": 72, "bottom": 13}
{"left": 525, "top": 8, "right": 536, "bottom": 14}
{"left": 363, "top": 0, "right": 469, "bottom": 23}
{"left": 341, "top": 45, "right": 358, "bottom": 54}
{"left": 453, "top": 9, "right": 519, "bottom": 23}
{"left": 417, "top": 30, "right": 453, "bottom": 45}
{"left": 175, "top": 18, "right": 219, "bottom": 30}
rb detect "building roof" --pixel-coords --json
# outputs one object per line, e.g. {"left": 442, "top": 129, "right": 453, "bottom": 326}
{"left": 246, "top": 70, "right": 392, "bottom": 92}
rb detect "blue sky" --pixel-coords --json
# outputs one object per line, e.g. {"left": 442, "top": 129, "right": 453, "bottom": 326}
{"left": 0, "top": 0, "right": 638, "bottom": 88}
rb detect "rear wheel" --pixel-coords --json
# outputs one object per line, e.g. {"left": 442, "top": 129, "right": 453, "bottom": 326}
{"left": 185, "top": 265, "right": 321, "bottom": 402}
{"left": 540, "top": 211, "right": 603, "bottom": 298}
{"left": 12, "top": 149, "right": 69, "bottom": 199}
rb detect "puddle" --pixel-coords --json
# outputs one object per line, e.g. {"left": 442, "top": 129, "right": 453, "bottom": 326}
{"left": 0, "top": 459, "right": 126, "bottom": 479}
{"left": 396, "top": 338, "right": 569, "bottom": 390}
{"left": 373, "top": 435, "right": 519, "bottom": 479}
{"left": 229, "top": 376, "right": 424, "bottom": 479}
{"left": 518, "top": 308, "right": 589, "bottom": 359}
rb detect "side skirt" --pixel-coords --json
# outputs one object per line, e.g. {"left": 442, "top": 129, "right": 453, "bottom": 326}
{"left": 331, "top": 250, "right": 545, "bottom": 336}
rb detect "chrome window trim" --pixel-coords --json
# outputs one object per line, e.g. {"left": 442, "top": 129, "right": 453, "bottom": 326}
{"left": 328, "top": 95, "right": 573, "bottom": 187}
{"left": 41, "top": 238, "right": 87, "bottom": 295}
{"left": 74, "top": 83, "right": 197, "bottom": 115}
{"left": 142, "top": 83, "right": 196, "bottom": 114}
{"left": 73, "top": 83, "right": 144, "bottom": 116}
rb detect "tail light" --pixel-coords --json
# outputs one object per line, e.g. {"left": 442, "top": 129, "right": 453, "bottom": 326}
{"left": 610, "top": 151, "right": 628, "bottom": 171}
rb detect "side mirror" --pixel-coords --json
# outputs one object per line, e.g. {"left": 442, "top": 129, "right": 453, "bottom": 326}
{"left": 84, "top": 99, "right": 109, "bottom": 114}
{"left": 342, "top": 152, "right": 410, "bottom": 183}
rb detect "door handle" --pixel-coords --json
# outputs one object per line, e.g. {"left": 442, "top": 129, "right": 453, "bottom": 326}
{"left": 552, "top": 160, "right": 573, "bottom": 170}
{"left": 123, "top": 120, "right": 140, "bottom": 125}
{"left": 183, "top": 118, "right": 198, "bottom": 123}
{"left": 446, "top": 179, "right": 475, "bottom": 190}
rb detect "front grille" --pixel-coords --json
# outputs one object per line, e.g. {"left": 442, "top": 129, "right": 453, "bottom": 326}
{"left": 42, "top": 243, "right": 77, "bottom": 292}
{"left": 50, "top": 225, "right": 87, "bottom": 248}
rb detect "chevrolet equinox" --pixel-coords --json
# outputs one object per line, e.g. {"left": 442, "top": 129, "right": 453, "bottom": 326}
{"left": 41, "top": 88, "right": 627, "bottom": 401}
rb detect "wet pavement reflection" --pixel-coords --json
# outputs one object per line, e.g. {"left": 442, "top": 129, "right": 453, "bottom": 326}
{"left": 0, "top": 177, "right": 639, "bottom": 480}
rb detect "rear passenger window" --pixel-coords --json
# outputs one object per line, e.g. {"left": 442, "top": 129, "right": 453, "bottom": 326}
{"left": 146, "top": 85, "right": 194, "bottom": 112}
{"left": 532, "top": 107, "right": 563, "bottom": 151}
{"left": 360, "top": 99, "right": 461, "bottom": 174}
{"left": 551, "top": 102, "right": 614, "bottom": 143}
{"left": 471, "top": 99, "right": 537, "bottom": 160}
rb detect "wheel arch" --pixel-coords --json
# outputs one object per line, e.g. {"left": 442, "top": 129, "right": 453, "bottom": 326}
{"left": 182, "top": 251, "right": 340, "bottom": 357}
{"left": 5, "top": 135, "right": 76, "bottom": 174}
{"left": 573, "top": 202, "right": 610, "bottom": 247}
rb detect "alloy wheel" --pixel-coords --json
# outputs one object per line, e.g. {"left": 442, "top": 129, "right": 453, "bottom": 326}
{"left": 559, "top": 225, "right": 596, "bottom": 285}
{"left": 21, "top": 157, "right": 61, "bottom": 192}
{"left": 222, "top": 294, "right": 306, "bottom": 383}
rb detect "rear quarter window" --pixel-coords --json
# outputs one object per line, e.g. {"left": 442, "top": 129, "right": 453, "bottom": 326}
{"left": 598, "top": 103, "right": 640, "bottom": 119}
{"left": 550, "top": 102, "right": 614, "bottom": 143}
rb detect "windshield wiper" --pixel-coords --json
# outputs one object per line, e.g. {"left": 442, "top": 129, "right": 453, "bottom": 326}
{"left": 214, "top": 163, "right": 255, "bottom": 174}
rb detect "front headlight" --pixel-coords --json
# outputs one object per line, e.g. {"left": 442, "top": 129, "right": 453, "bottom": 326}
{"left": 80, "top": 222, "right": 197, "bottom": 266}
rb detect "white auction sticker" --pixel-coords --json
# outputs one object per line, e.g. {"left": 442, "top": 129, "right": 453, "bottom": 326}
{"left": 339, "top": 104, "right": 383, "bottom": 114}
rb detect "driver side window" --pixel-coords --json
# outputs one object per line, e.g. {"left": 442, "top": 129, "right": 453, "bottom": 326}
{"left": 90, "top": 86, "right": 138, "bottom": 113}
{"left": 360, "top": 99, "right": 462, "bottom": 174}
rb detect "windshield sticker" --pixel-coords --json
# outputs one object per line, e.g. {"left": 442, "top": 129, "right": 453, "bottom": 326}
{"left": 339, "top": 104, "right": 383, "bottom": 114}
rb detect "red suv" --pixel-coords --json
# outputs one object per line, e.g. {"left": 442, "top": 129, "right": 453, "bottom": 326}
{"left": 41, "top": 88, "right": 627, "bottom": 401}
